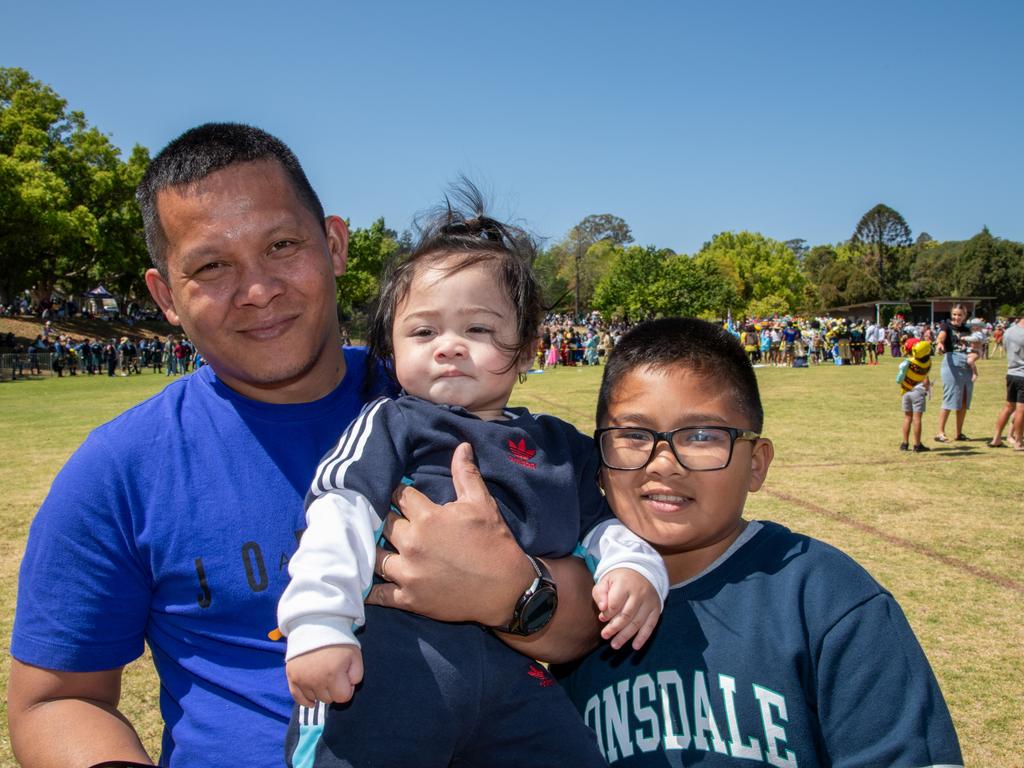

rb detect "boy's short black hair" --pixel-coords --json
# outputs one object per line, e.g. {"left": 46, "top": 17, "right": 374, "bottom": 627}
{"left": 136, "top": 122, "right": 325, "bottom": 275}
{"left": 597, "top": 317, "right": 764, "bottom": 432}
{"left": 366, "top": 179, "right": 542, "bottom": 392}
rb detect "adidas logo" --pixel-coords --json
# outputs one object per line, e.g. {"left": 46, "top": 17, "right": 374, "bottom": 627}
{"left": 507, "top": 438, "right": 537, "bottom": 469}
{"left": 527, "top": 663, "right": 555, "bottom": 687}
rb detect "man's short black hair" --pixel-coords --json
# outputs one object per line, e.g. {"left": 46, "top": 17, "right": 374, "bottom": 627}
{"left": 136, "top": 122, "right": 325, "bottom": 274}
{"left": 596, "top": 317, "right": 764, "bottom": 432}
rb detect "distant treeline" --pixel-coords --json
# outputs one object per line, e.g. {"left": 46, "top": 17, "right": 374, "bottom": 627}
{"left": 3, "top": 67, "right": 1022, "bottom": 322}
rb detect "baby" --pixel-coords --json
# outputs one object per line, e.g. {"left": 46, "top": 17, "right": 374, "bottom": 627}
{"left": 276, "top": 185, "right": 668, "bottom": 766}
{"left": 963, "top": 318, "right": 986, "bottom": 381}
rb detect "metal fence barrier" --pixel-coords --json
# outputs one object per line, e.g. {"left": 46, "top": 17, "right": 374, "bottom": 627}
{"left": 1, "top": 353, "right": 55, "bottom": 380}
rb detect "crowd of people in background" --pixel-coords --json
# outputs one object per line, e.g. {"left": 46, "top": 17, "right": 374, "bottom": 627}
{"left": 2, "top": 306, "right": 1014, "bottom": 389}
{"left": 2, "top": 331, "right": 202, "bottom": 380}
{"left": 1, "top": 295, "right": 162, "bottom": 324}
{"left": 527, "top": 308, "right": 1022, "bottom": 457}
{"left": 733, "top": 314, "right": 1007, "bottom": 370}
{"left": 534, "top": 312, "right": 631, "bottom": 369}
{"left": 530, "top": 310, "right": 1012, "bottom": 375}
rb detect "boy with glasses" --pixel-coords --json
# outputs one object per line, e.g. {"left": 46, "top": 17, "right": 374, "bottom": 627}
{"left": 557, "top": 317, "right": 962, "bottom": 767}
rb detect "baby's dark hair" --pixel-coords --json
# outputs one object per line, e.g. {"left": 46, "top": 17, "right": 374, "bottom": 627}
{"left": 597, "top": 317, "right": 764, "bottom": 432}
{"left": 366, "top": 179, "right": 543, "bottom": 391}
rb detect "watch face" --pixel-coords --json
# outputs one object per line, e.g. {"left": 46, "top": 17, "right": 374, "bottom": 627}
{"left": 520, "top": 587, "right": 558, "bottom": 634}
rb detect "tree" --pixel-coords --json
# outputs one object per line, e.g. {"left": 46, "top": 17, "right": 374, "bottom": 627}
{"left": 851, "top": 204, "right": 912, "bottom": 299}
{"left": 0, "top": 67, "right": 150, "bottom": 306}
{"left": 955, "top": 228, "right": 1024, "bottom": 307}
{"left": 591, "top": 245, "right": 665, "bottom": 321}
{"left": 903, "top": 238, "right": 961, "bottom": 299}
{"left": 816, "top": 259, "right": 878, "bottom": 308}
{"left": 801, "top": 244, "right": 837, "bottom": 285}
{"left": 336, "top": 217, "right": 399, "bottom": 319}
{"left": 784, "top": 238, "right": 808, "bottom": 262}
{"left": 652, "top": 254, "right": 739, "bottom": 320}
{"left": 592, "top": 247, "right": 739, "bottom": 321}
{"left": 746, "top": 294, "right": 791, "bottom": 319}
{"left": 693, "top": 231, "right": 807, "bottom": 315}
{"left": 565, "top": 213, "right": 633, "bottom": 317}
{"left": 533, "top": 245, "right": 572, "bottom": 312}
{"left": 572, "top": 213, "right": 633, "bottom": 249}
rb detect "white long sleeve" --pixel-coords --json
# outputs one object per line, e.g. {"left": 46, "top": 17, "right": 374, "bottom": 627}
{"left": 582, "top": 518, "right": 670, "bottom": 605}
{"left": 277, "top": 488, "right": 381, "bottom": 660}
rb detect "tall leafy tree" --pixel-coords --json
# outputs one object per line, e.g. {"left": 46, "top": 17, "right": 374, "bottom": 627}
{"left": 0, "top": 67, "right": 150, "bottom": 305}
{"left": 591, "top": 245, "right": 666, "bottom": 320}
{"left": 592, "top": 246, "right": 738, "bottom": 321}
{"left": 336, "top": 217, "right": 400, "bottom": 319}
{"left": 560, "top": 213, "right": 633, "bottom": 316}
{"left": 955, "top": 227, "right": 1024, "bottom": 307}
{"left": 694, "top": 231, "right": 807, "bottom": 315}
{"left": 784, "top": 238, "right": 808, "bottom": 262}
{"left": 571, "top": 213, "right": 633, "bottom": 249}
{"left": 850, "top": 203, "right": 912, "bottom": 299}
{"left": 533, "top": 245, "right": 572, "bottom": 312}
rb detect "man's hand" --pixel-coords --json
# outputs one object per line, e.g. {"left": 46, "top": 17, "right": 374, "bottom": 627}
{"left": 365, "top": 442, "right": 603, "bottom": 662}
{"left": 366, "top": 442, "right": 534, "bottom": 628}
{"left": 593, "top": 568, "right": 663, "bottom": 651}
{"left": 286, "top": 645, "right": 364, "bottom": 708}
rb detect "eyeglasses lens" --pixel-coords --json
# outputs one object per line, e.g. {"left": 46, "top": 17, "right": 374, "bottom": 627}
{"left": 600, "top": 428, "right": 733, "bottom": 470}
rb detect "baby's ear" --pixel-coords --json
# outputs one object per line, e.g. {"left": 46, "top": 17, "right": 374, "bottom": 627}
{"left": 520, "top": 338, "right": 540, "bottom": 372}
{"left": 748, "top": 438, "right": 774, "bottom": 492}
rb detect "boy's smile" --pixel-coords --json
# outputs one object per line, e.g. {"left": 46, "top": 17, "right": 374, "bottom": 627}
{"left": 598, "top": 364, "right": 773, "bottom": 584}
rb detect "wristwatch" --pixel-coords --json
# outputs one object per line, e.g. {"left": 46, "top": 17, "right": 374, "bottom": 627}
{"left": 491, "top": 555, "right": 558, "bottom": 636}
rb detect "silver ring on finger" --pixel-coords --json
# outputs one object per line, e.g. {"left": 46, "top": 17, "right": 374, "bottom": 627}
{"left": 380, "top": 552, "right": 394, "bottom": 582}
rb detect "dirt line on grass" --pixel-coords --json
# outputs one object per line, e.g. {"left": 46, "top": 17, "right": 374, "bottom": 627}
{"left": 762, "top": 488, "right": 1024, "bottom": 595}
{"left": 776, "top": 451, "right": 993, "bottom": 469}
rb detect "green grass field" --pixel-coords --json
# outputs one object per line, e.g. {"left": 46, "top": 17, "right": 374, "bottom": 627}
{"left": 2, "top": 356, "right": 1022, "bottom": 766}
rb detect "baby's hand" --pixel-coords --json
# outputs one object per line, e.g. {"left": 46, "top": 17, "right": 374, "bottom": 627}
{"left": 286, "top": 644, "right": 364, "bottom": 708}
{"left": 593, "top": 568, "right": 663, "bottom": 651}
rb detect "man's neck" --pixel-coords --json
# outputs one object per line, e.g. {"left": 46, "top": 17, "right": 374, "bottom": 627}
{"left": 216, "top": 346, "right": 348, "bottom": 405}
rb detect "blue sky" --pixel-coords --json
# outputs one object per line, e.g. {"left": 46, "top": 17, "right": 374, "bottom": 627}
{"left": 4, "top": 0, "right": 1021, "bottom": 254}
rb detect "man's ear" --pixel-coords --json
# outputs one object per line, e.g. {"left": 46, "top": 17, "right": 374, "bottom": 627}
{"left": 325, "top": 216, "right": 349, "bottom": 277}
{"left": 145, "top": 268, "right": 181, "bottom": 326}
{"left": 748, "top": 438, "right": 774, "bottom": 492}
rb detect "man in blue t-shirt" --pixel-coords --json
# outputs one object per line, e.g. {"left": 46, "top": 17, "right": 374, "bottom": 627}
{"left": 8, "top": 123, "right": 600, "bottom": 768}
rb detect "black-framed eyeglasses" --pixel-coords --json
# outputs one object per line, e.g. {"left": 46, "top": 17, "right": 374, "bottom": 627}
{"left": 594, "top": 426, "right": 761, "bottom": 472}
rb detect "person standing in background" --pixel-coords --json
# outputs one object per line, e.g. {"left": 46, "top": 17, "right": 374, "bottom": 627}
{"left": 935, "top": 304, "right": 974, "bottom": 443}
{"left": 988, "top": 316, "right": 1024, "bottom": 450}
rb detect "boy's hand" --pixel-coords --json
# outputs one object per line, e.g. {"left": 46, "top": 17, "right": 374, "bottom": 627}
{"left": 286, "top": 645, "right": 363, "bottom": 708}
{"left": 593, "top": 568, "right": 663, "bottom": 651}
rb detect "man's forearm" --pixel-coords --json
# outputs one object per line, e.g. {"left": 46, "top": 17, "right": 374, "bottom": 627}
{"left": 496, "top": 555, "right": 602, "bottom": 663}
{"left": 8, "top": 661, "right": 153, "bottom": 768}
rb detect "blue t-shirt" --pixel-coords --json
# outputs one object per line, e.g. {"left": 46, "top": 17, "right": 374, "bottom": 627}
{"left": 12, "top": 347, "right": 378, "bottom": 767}
{"left": 555, "top": 521, "right": 962, "bottom": 767}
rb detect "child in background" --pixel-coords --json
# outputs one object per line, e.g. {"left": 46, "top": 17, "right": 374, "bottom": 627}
{"left": 898, "top": 338, "right": 933, "bottom": 452}
{"left": 759, "top": 325, "right": 771, "bottom": 362}
{"left": 277, "top": 184, "right": 667, "bottom": 767}
{"left": 742, "top": 325, "right": 759, "bottom": 365}
{"left": 556, "top": 317, "right": 961, "bottom": 767}
{"left": 963, "top": 318, "right": 986, "bottom": 381}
